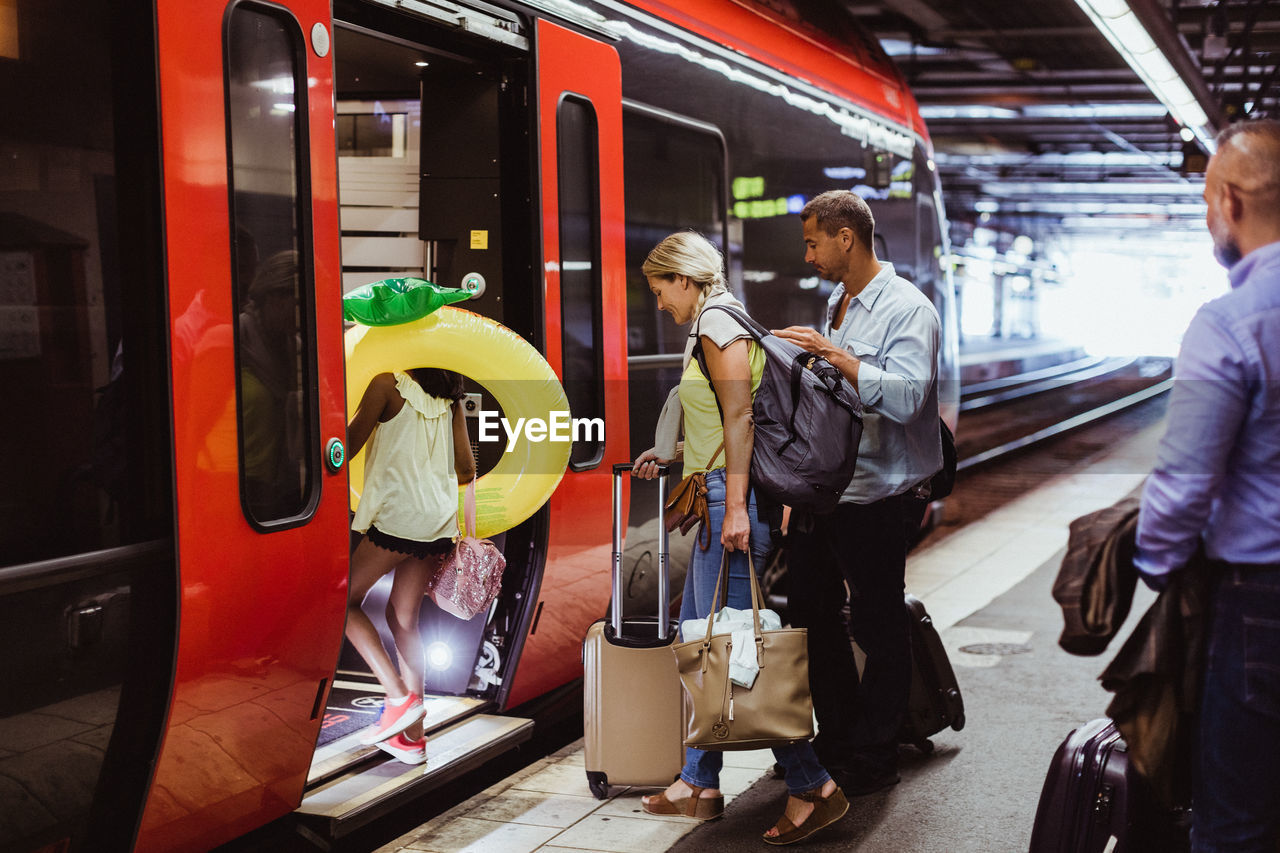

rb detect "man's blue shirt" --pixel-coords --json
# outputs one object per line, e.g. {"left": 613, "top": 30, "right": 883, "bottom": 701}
{"left": 824, "top": 262, "right": 941, "bottom": 504}
{"left": 1136, "top": 240, "right": 1280, "bottom": 576}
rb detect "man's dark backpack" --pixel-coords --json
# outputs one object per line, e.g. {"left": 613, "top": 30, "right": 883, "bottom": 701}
{"left": 694, "top": 304, "right": 863, "bottom": 513}
{"left": 930, "top": 418, "right": 957, "bottom": 501}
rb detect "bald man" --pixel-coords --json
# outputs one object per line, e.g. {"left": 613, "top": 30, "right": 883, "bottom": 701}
{"left": 1135, "top": 119, "right": 1280, "bottom": 852}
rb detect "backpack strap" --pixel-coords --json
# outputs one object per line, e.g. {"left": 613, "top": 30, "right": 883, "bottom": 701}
{"left": 698, "top": 303, "right": 768, "bottom": 341}
{"left": 693, "top": 304, "right": 801, "bottom": 439}
{"left": 690, "top": 306, "right": 756, "bottom": 456}
{"left": 690, "top": 303, "right": 761, "bottom": 407}
{"left": 694, "top": 304, "right": 852, "bottom": 446}
{"left": 705, "top": 439, "right": 725, "bottom": 470}
{"left": 701, "top": 302, "right": 798, "bottom": 445}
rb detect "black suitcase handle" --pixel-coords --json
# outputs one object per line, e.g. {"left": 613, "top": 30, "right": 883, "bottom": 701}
{"left": 610, "top": 463, "right": 671, "bottom": 639}
{"left": 610, "top": 462, "right": 672, "bottom": 475}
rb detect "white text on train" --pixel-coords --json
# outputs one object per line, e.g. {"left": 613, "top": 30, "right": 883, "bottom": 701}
{"left": 477, "top": 410, "right": 605, "bottom": 452}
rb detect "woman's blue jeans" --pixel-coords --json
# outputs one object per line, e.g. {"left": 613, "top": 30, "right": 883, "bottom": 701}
{"left": 677, "top": 467, "right": 831, "bottom": 797}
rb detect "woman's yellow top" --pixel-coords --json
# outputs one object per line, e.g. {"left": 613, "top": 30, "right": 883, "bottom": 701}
{"left": 678, "top": 340, "right": 764, "bottom": 476}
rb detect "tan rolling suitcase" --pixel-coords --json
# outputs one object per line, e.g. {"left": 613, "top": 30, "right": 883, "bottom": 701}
{"left": 582, "top": 464, "right": 684, "bottom": 799}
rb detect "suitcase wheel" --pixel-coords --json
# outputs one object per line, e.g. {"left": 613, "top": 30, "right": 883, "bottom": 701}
{"left": 586, "top": 771, "right": 610, "bottom": 800}
{"left": 950, "top": 711, "right": 965, "bottom": 732}
{"left": 911, "top": 738, "right": 935, "bottom": 755}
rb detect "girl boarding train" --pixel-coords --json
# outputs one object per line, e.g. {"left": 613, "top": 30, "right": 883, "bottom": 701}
{"left": 0, "top": 0, "right": 957, "bottom": 848}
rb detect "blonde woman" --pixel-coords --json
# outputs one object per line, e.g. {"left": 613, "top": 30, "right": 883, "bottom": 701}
{"left": 631, "top": 232, "right": 848, "bottom": 845}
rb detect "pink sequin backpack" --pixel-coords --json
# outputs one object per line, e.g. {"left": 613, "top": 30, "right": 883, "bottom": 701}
{"left": 428, "top": 479, "right": 506, "bottom": 621}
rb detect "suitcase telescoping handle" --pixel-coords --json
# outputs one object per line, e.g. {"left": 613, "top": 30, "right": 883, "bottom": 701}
{"left": 610, "top": 462, "right": 670, "bottom": 639}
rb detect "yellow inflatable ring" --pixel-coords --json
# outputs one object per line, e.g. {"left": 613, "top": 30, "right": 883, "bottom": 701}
{"left": 345, "top": 306, "right": 571, "bottom": 539}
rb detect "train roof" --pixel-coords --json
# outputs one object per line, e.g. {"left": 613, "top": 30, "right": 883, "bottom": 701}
{"left": 622, "top": 0, "right": 930, "bottom": 148}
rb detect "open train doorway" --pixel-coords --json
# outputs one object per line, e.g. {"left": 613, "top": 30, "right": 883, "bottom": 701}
{"left": 299, "top": 4, "right": 544, "bottom": 836}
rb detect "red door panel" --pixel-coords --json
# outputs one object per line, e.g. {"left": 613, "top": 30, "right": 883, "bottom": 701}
{"left": 504, "top": 19, "right": 629, "bottom": 708}
{"left": 137, "top": 0, "right": 347, "bottom": 848}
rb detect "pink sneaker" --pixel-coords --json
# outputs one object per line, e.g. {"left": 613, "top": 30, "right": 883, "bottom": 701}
{"left": 359, "top": 695, "right": 425, "bottom": 745}
{"left": 376, "top": 732, "right": 427, "bottom": 765}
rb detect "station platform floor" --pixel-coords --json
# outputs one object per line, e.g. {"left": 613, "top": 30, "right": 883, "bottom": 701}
{"left": 955, "top": 335, "right": 1083, "bottom": 367}
{"left": 955, "top": 335, "right": 1092, "bottom": 387}
{"left": 372, "top": 413, "right": 1166, "bottom": 853}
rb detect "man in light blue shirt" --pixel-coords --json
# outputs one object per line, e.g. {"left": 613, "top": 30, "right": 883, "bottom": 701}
{"left": 1135, "top": 119, "right": 1280, "bottom": 852}
{"left": 775, "top": 190, "right": 941, "bottom": 795}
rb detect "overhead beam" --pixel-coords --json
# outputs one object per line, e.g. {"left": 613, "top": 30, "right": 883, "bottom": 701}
{"left": 911, "top": 83, "right": 1156, "bottom": 102}
{"left": 928, "top": 26, "right": 1098, "bottom": 39}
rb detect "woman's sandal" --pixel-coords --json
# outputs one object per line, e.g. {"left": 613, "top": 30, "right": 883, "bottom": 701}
{"left": 762, "top": 785, "right": 850, "bottom": 846}
{"left": 641, "top": 784, "right": 725, "bottom": 820}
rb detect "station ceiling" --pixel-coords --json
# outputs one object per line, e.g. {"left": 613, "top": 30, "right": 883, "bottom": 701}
{"left": 825, "top": 0, "right": 1279, "bottom": 240}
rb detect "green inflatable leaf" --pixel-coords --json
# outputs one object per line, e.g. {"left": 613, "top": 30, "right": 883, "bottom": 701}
{"left": 342, "top": 278, "right": 474, "bottom": 326}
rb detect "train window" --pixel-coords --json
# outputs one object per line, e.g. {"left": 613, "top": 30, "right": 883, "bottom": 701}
{"left": 620, "top": 105, "right": 727, "bottom": 458}
{"left": 556, "top": 95, "right": 605, "bottom": 471}
{"left": 0, "top": 0, "right": 170, "bottom": 567}
{"left": 0, "top": 0, "right": 174, "bottom": 846}
{"left": 225, "top": 3, "right": 320, "bottom": 528}
{"left": 621, "top": 106, "right": 727, "bottom": 359}
{"left": 337, "top": 111, "right": 410, "bottom": 158}
{"left": 917, "top": 194, "right": 942, "bottom": 302}
{"left": 612, "top": 20, "right": 920, "bottom": 334}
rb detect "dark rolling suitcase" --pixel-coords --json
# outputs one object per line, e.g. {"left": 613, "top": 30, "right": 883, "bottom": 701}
{"left": 582, "top": 464, "right": 684, "bottom": 800}
{"left": 899, "top": 593, "right": 965, "bottom": 753}
{"left": 1029, "top": 718, "right": 1188, "bottom": 853}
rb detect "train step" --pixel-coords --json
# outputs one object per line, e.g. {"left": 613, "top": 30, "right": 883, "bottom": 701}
{"left": 307, "top": 692, "right": 489, "bottom": 787}
{"left": 296, "top": 713, "right": 534, "bottom": 839}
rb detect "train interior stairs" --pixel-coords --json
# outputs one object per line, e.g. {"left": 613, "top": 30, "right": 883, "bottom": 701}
{"left": 297, "top": 686, "right": 533, "bottom": 841}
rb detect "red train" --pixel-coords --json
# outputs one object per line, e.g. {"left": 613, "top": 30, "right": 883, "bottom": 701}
{"left": 0, "top": 0, "right": 958, "bottom": 849}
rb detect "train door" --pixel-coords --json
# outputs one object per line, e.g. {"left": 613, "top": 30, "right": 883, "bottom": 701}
{"left": 500, "top": 17, "right": 629, "bottom": 709}
{"left": 291, "top": 2, "right": 537, "bottom": 836}
{"left": 0, "top": 1, "right": 174, "bottom": 850}
{"left": 135, "top": 0, "right": 350, "bottom": 849}
{"left": 289, "top": 6, "right": 628, "bottom": 838}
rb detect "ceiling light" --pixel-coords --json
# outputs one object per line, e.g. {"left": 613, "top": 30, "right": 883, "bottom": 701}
{"left": 936, "top": 151, "right": 1180, "bottom": 168}
{"left": 1073, "top": 0, "right": 1216, "bottom": 149}
{"left": 919, "top": 105, "right": 1020, "bottom": 120}
{"left": 1085, "top": 0, "right": 1131, "bottom": 16}
{"left": 981, "top": 181, "right": 1205, "bottom": 196}
{"left": 1203, "top": 33, "right": 1229, "bottom": 59}
{"left": 1023, "top": 104, "right": 1170, "bottom": 119}
{"left": 823, "top": 167, "right": 867, "bottom": 180}
{"left": 1204, "top": 3, "right": 1230, "bottom": 60}
{"left": 879, "top": 39, "right": 948, "bottom": 58}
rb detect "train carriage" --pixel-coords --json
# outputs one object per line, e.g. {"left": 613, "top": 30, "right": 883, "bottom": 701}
{"left": 0, "top": 0, "right": 957, "bottom": 849}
